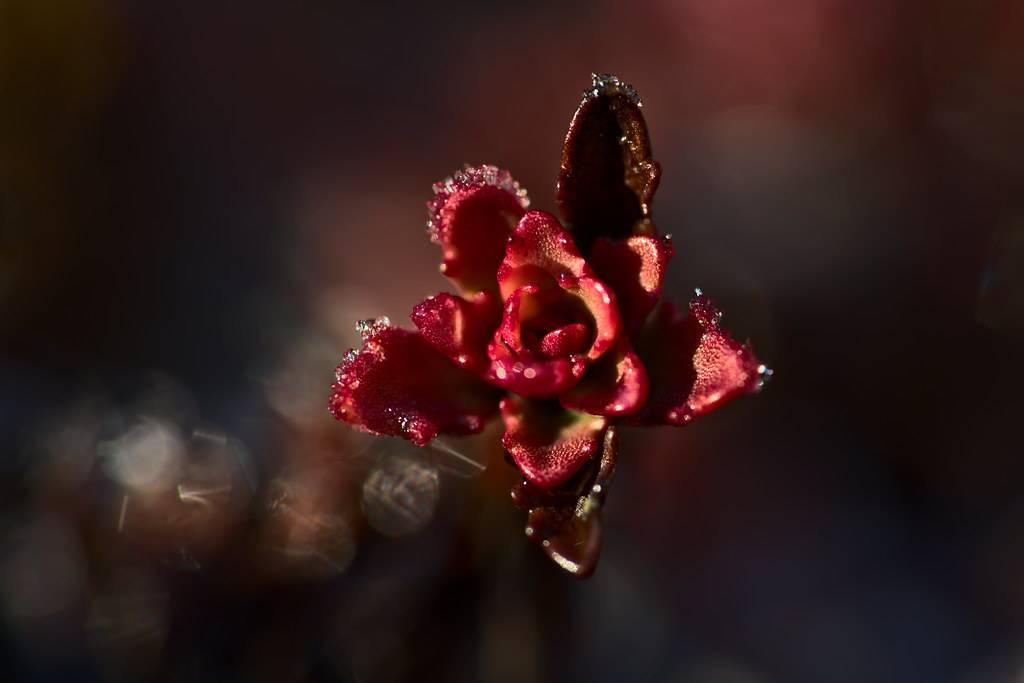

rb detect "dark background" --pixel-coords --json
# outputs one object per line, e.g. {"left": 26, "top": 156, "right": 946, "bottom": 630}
{"left": 3, "top": 1, "right": 1024, "bottom": 681}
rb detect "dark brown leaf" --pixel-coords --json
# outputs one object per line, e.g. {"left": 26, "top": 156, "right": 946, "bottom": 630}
{"left": 556, "top": 74, "right": 661, "bottom": 254}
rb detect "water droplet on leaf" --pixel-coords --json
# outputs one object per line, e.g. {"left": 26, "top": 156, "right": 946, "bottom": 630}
{"left": 355, "top": 316, "right": 391, "bottom": 340}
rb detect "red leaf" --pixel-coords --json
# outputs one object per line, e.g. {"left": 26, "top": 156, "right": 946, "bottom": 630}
{"left": 632, "top": 294, "right": 769, "bottom": 426}
{"left": 329, "top": 321, "right": 501, "bottom": 445}
{"left": 589, "top": 234, "right": 675, "bottom": 335}
{"left": 411, "top": 291, "right": 500, "bottom": 374}
{"left": 538, "top": 323, "right": 590, "bottom": 358}
{"left": 428, "top": 165, "right": 529, "bottom": 292}
{"left": 500, "top": 395, "right": 606, "bottom": 489}
{"left": 564, "top": 275, "right": 621, "bottom": 360}
{"left": 497, "top": 210, "right": 590, "bottom": 301}
{"left": 485, "top": 334, "right": 586, "bottom": 398}
{"left": 560, "top": 339, "right": 649, "bottom": 417}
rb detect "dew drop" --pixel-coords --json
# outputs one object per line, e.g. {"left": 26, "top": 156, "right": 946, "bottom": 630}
{"left": 355, "top": 316, "right": 391, "bottom": 340}
{"left": 586, "top": 73, "right": 642, "bottom": 106}
{"left": 557, "top": 273, "right": 579, "bottom": 289}
{"left": 755, "top": 364, "right": 774, "bottom": 391}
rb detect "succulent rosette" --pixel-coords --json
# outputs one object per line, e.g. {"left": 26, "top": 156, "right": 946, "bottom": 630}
{"left": 330, "top": 75, "right": 770, "bottom": 576}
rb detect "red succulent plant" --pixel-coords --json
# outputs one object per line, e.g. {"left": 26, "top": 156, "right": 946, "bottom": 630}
{"left": 329, "top": 74, "right": 770, "bottom": 576}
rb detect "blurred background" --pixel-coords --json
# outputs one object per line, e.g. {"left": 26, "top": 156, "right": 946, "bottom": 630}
{"left": 2, "top": 0, "right": 1024, "bottom": 681}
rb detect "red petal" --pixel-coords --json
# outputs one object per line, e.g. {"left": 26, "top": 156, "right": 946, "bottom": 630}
{"left": 329, "top": 320, "right": 501, "bottom": 445}
{"left": 497, "top": 210, "right": 590, "bottom": 301}
{"left": 428, "top": 165, "right": 529, "bottom": 292}
{"left": 500, "top": 395, "right": 606, "bottom": 489}
{"left": 589, "top": 234, "right": 675, "bottom": 335}
{"left": 560, "top": 339, "right": 649, "bottom": 417}
{"left": 556, "top": 74, "right": 661, "bottom": 254}
{"left": 411, "top": 291, "right": 500, "bottom": 374}
{"left": 486, "top": 335, "right": 586, "bottom": 398}
{"left": 632, "top": 294, "right": 769, "bottom": 426}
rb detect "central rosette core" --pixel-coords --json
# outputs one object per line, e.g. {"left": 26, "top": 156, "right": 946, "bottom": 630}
{"left": 481, "top": 210, "right": 627, "bottom": 398}
{"left": 503, "top": 284, "right": 596, "bottom": 360}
